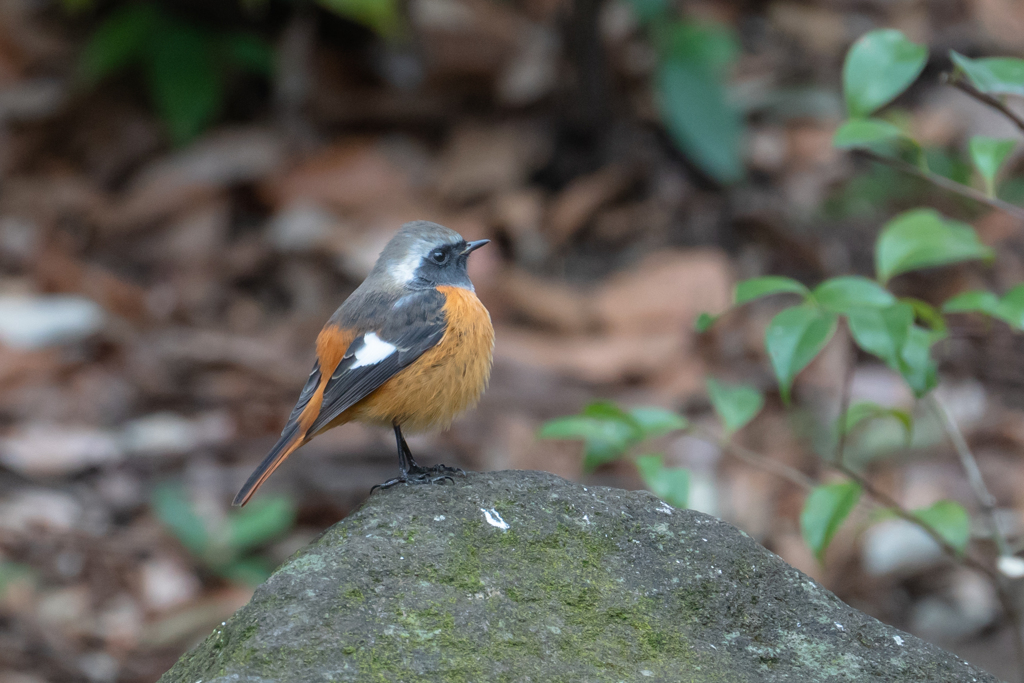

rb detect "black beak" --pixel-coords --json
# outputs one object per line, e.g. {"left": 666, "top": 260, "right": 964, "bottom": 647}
{"left": 463, "top": 239, "right": 490, "bottom": 255}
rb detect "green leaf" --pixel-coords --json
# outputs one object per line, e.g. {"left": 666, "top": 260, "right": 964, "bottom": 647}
{"left": 832, "top": 118, "right": 910, "bottom": 150}
{"left": 636, "top": 454, "right": 689, "bottom": 509}
{"left": 914, "top": 500, "right": 970, "bottom": 555}
{"left": 706, "top": 378, "right": 763, "bottom": 434}
{"left": 951, "top": 51, "right": 1024, "bottom": 97}
{"left": 735, "top": 276, "right": 810, "bottom": 305}
{"left": 79, "top": 4, "right": 161, "bottom": 83}
{"left": 901, "top": 297, "right": 948, "bottom": 338}
{"left": 839, "top": 401, "right": 913, "bottom": 444}
{"left": 316, "top": 0, "right": 400, "bottom": 37}
{"left": 145, "top": 22, "right": 223, "bottom": 144}
{"left": 812, "top": 276, "right": 896, "bottom": 314}
{"left": 765, "top": 305, "right": 839, "bottom": 403}
{"left": 875, "top": 209, "right": 994, "bottom": 283}
{"left": 695, "top": 312, "right": 716, "bottom": 332}
{"left": 847, "top": 302, "right": 914, "bottom": 368}
{"left": 969, "top": 136, "right": 1016, "bottom": 198}
{"left": 801, "top": 481, "right": 862, "bottom": 563}
{"left": 228, "top": 496, "right": 296, "bottom": 554}
{"left": 628, "top": 407, "right": 688, "bottom": 439}
{"left": 222, "top": 32, "right": 276, "bottom": 77}
{"left": 943, "top": 290, "right": 1001, "bottom": 316}
{"left": 539, "top": 404, "right": 643, "bottom": 471}
{"left": 846, "top": 302, "right": 938, "bottom": 396}
{"left": 152, "top": 484, "right": 209, "bottom": 557}
{"left": 656, "top": 56, "right": 744, "bottom": 184}
{"left": 218, "top": 556, "right": 274, "bottom": 586}
{"left": 899, "top": 325, "right": 939, "bottom": 396}
{"left": 843, "top": 29, "right": 927, "bottom": 118}
{"left": 943, "top": 285, "right": 1024, "bottom": 330}
{"left": 995, "top": 284, "right": 1024, "bottom": 329}
{"left": 655, "top": 21, "right": 740, "bottom": 75}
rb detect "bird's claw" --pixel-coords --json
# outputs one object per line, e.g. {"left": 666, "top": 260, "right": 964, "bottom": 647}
{"left": 371, "top": 464, "right": 463, "bottom": 492}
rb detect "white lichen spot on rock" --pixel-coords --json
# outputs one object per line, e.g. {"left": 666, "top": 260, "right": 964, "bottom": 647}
{"left": 434, "top": 515, "right": 445, "bottom": 521}
{"left": 834, "top": 622, "right": 844, "bottom": 631}
{"left": 657, "top": 502, "right": 673, "bottom": 515}
{"left": 893, "top": 635, "right": 903, "bottom": 646}
{"left": 583, "top": 514, "right": 590, "bottom": 524}
{"left": 640, "top": 670, "right": 653, "bottom": 677}
{"left": 482, "top": 508, "right": 509, "bottom": 530}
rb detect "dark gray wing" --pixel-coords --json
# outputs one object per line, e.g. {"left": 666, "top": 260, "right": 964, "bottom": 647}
{"left": 285, "top": 359, "right": 321, "bottom": 428}
{"left": 307, "top": 289, "right": 447, "bottom": 435}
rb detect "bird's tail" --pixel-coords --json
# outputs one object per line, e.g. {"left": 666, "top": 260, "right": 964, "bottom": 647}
{"left": 232, "top": 423, "right": 306, "bottom": 506}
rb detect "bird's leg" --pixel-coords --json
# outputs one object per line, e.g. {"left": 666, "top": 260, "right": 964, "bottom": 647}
{"left": 372, "top": 423, "right": 462, "bottom": 490}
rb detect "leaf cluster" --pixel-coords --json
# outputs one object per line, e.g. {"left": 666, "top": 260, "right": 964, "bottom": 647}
{"left": 152, "top": 484, "right": 296, "bottom": 586}
{"left": 835, "top": 30, "right": 1023, "bottom": 200}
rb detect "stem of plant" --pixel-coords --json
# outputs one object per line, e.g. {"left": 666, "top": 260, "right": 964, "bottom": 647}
{"left": 834, "top": 344, "right": 856, "bottom": 468}
{"left": 852, "top": 149, "right": 1024, "bottom": 223}
{"left": 689, "top": 425, "right": 816, "bottom": 491}
{"left": 694, "top": 416, "right": 1024, "bottom": 679}
{"left": 944, "top": 71, "right": 1024, "bottom": 136}
{"left": 928, "top": 393, "right": 1012, "bottom": 559}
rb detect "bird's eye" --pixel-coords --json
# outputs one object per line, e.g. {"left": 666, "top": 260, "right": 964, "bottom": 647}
{"left": 430, "top": 249, "right": 448, "bottom": 265}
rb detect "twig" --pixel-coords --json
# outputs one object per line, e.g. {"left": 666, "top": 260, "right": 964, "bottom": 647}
{"left": 928, "top": 393, "right": 1012, "bottom": 558}
{"left": 834, "top": 348, "right": 856, "bottom": 468}
{"left": 944, "top": 72, "right": 1024, "bottom": 136}
{"left": 831, "top": 461, "right": 995, "bottom": 578}
{"left": 853, "top": 149, "right": 1024, "bottom": 223}
{"left": 689, "top": 426, "right": 816, "bottom": 491}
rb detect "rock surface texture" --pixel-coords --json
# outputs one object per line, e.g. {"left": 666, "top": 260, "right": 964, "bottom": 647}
{"left": 160, "top": 470, "right": 998, "bottom": 682}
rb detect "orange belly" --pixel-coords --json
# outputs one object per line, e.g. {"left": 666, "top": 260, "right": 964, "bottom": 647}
{"left": 330, "top": 285, "right": 494, "bottom": 432}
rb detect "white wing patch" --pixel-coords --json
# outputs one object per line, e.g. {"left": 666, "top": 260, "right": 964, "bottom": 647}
{"left": 351, "top": 332, "right": 396, "bottom": 368}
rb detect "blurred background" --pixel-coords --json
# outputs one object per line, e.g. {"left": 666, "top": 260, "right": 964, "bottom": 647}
{"left": 2, "top": 0, "right": 1024, "bottom": 680}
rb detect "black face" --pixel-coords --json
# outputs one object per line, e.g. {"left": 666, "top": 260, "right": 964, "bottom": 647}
{"left": 411, "top": 239, "right": 488, "bottom": 290}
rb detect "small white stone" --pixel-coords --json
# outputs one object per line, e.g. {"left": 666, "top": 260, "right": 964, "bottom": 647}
{"left": 834, "top": 622, "right": 844, "bottom": 631}
{"left": 434, "top": 515, "right": 446, "bottom": 521}
{"left": 893, "top": 635, "right": 904, "bottom": 646}
{"left": 482, "top": 508, "right": 509, "bottom": 530}
{"left": 998, "top": 555, "right": 1024, "bottom": 579}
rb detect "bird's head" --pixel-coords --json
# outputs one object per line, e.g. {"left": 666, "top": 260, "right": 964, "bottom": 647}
{"left": 375, "top": 221, "right": 489, "bottom": 291}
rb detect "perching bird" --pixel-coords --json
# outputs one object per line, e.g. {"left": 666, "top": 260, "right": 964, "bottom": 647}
{"left": 233, "top": 221, "right": 494, "bottom": 506}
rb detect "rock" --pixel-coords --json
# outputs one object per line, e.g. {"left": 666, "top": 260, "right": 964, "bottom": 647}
{"left": 160, "top": 471, "right": 996, "bottom": 683}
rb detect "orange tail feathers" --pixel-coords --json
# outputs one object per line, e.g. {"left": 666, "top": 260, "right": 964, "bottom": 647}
{"left": 232, "top": 423, "right": 306, "bottom": 506}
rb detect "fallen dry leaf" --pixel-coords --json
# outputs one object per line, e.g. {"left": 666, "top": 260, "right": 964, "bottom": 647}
{"left": 595, "top": 248, "right": 733, "bottom": 335}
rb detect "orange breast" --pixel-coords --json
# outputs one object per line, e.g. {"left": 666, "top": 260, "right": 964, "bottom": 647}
{"left": 342, "top": 285, "right": 494, "bottom": 432}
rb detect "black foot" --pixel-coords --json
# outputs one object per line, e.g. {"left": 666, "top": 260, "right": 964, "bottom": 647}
{"left": 419, "top": 463, "right": 466, "bottom": 477}
{"left": 371, "top": 465, "right": 463, "bottom": 492}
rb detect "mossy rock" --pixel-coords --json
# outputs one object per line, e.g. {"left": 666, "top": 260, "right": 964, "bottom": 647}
{"left": 160, "top": 470, "right": 998, "bottom": 682}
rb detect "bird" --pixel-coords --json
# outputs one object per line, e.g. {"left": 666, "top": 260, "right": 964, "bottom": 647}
{"left": 233, "top": 221, "right": 494, "bottom": 506}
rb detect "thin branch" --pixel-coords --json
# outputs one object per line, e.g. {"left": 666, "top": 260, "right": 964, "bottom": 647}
{"left": 834, "top": 348, "right": 856, "bottom": 468}
{"left": 689, "top": 426, "right": 816, "bottom": 491}
{"left": 928, "top": 393, "right": 1012, "bottom": 558}
{"left": 944, "top": 72, "right": 1024, "bottom": 136}
{"left": 831, "top": 461, "right": 996, "bottom": 579}
{"left": 853, "top": 149, "right": 1024, "bottom": 223}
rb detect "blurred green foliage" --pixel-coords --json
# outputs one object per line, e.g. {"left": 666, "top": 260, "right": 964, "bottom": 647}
{"left": 624, "top": 0, "right": 745, "bottom": 184}
{"left": 73, "top": 0, "right": 400, "bottom": 144}
{"left": 545, "top": 28, "right": 1024, "bottom": 566}
{"left": 153, "top": 484, "right": 296, "bottom": 586}
{"left": 79, "top": 3, "right": 274, "bottom": 144}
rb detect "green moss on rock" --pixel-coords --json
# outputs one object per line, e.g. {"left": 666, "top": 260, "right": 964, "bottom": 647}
{"left": 160, "top": 470, "right": 999, "bottom": 683}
